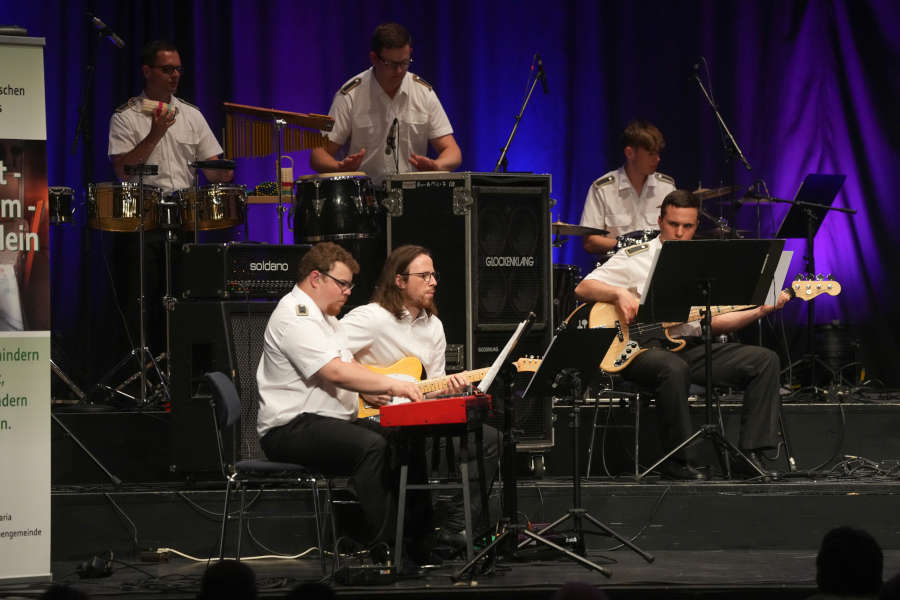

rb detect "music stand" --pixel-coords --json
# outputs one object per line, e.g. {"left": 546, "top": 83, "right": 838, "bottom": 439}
{"left": 637, "top": 239, "right": 784, "bottom": 480}
{"left": 774, "top": 174, "right": 850, "bottom": 390}
{"left": 455, "top": 313, "right": 650, "bottom": 579}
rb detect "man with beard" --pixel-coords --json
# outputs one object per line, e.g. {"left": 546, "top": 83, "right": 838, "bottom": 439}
{"left": 256, "top": 242, "right": 423, "bottom": 547}
{"left": 342, "top": 245, "right": 501, "bottom": 553}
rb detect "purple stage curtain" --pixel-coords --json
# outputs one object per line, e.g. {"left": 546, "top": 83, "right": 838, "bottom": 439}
{"left": 4, "top": 0, "right": 898, "bottom": 385}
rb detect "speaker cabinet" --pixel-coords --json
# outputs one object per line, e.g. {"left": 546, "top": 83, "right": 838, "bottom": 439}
{"left": 384, "top": 172, "right": 553, "bottom": 367}
{"left": 384, "top": 172, "right": 553, "bottom": 449}
{"left": 170, "top": 300, "right": 276, "bottom": 475}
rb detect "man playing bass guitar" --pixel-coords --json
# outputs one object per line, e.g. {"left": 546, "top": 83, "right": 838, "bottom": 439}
{"left": 575, "top": 190, "right": 789, "bottom": 480}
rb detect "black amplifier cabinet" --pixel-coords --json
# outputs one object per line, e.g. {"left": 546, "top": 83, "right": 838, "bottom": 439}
{"left": 179, "top": 242, "right": 310, "bottom": 299}
{"left": 383, "top": 172, "right": 553, "bottom": 369}
{"left": 170, "top": 300, "right": 277, "bottom": 476}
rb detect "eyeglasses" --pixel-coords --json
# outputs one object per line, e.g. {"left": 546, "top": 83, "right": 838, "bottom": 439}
{"left": 402, "top": 271, "right": 439, "bottom": 283}
{"left": 151, "top": 65, "right": 184, "bottom": 75}
{"left": 320, "top": 271, "right": 355, "bottom": 292}
{"left": 377, "top": 56, "right": 413, "bottom": 70}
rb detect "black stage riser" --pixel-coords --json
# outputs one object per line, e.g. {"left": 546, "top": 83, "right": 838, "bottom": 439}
{"left": 50, "top": 478, "right": 900, "bottom": 564}
{"left": 52, "top": 402, "right": 900, "bottom": 484}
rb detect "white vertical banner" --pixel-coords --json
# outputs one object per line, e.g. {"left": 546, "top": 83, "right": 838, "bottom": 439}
{"left": 0, "top": 35, "right": 51, "bottom": 584}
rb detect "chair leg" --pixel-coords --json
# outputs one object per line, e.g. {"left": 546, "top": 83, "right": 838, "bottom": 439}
{"left": 586, "top": 388, "right": 602, "bottom": 479}
{"left": 219, "top": 477, "right": 234, "bottom": 560}
{"left": 326, "top": 479, "right": 339, "bottom": 571}
{"left": 310, "top": 478, "right": 325, "bottom": 573}
{"left": 236, "top": 484, "right": 246, "bottom": 561}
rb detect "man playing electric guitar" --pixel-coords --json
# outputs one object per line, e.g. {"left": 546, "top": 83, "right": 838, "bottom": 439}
{"left": 575, "top": 190, "right": 789, "bottom": 480}
{"left": 341, "top": 244, "right": 502, "bottom": 556}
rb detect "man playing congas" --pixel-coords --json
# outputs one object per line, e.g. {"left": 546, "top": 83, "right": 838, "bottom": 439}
{"left": 309, "top": 23, "right": 462, "bottom": 184}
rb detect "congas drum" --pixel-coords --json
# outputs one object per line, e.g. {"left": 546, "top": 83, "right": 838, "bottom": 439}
{"left": 553, "top": 263, "right": 582, "bottom": 329}
{"left": 178, "top": 184, "right": 247, "bottom": 231}
{"left": 48, "top": 186, "right": 75, "bottom": 225}
{"left": 86, "top": 182, "right": 161, "bottom": 232}
{"left": 157, "top": 193, "right": 183, "bottom": 230}
{"left": 292, "top": 172, "right": 379, "bottom": 242}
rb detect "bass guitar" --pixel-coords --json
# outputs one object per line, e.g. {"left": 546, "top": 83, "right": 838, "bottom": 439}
{"left": 568, "top": 274, "right": 842, "bottom": 373}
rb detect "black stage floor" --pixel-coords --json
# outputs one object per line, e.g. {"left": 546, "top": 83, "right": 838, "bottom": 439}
{"left": 0, "top": 549, "right": 898, "bottom": 599}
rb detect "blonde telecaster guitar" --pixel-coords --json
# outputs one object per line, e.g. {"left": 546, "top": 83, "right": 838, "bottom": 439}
{"left": 357, "top": 355, "right": 542, "bottom": 419}
{"left": 574, "top": 274, "right": 842, "bottom": 373}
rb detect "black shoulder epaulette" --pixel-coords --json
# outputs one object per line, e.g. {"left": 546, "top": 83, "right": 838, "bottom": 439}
{"left": 412, "top": 75, "right": 433, "bottom": 91}
{"left": 340, "top": 78, "right": 361, "bottom": 95}
{"left": 114, "top": 97, "right": 138, "bottom": 113}
{"left": 625, "top": 243, "right": 650, "bottom": 257}
{"left": 593, "top": 174, "right": 615, "bottom": 188}
{"left": 655, "top": 172, "right": 675, "bottom": 186}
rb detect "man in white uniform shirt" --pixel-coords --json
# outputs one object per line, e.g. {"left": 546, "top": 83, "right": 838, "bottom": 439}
{"left": 580, "top": 120, "right": 675, "bottom": 255}
{"left": 342, "top": 245, "right": 501, "bottom": 548}
{"left": 575, "top": 190, "right": 788, "bottom": 480}
{"left": 309, "top": 23, "right": 462, "bottom": 183}
{"left": 257, "top": 242, "right": 423, "bottom": 547}
{"left": 108, "top": 40, "right": 232, "bottom": 192}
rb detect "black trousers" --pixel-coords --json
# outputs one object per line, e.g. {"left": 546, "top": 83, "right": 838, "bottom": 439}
{"left": 428, "top": 424, "right": 501, "bottom": 531}
{"left": 261, "top": 413, "right": 409, "bottom": 545}
{"left": 622, "top": 341, "right": 781, "bottom": 461}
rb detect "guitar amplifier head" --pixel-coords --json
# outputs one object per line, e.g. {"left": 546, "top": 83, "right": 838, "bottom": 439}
{"left": 179, "top": 243, "right": 311, "bottom": 299}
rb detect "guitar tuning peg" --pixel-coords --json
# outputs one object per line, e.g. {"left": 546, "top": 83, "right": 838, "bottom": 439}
{"left": 826, "top": 273, "right": 833, "bottom": 280}
{"left": 815, "top": 273, "right": 825, "bottom": 281}
{"left": 793, "top": 274, "right": 803, "bottom": 281}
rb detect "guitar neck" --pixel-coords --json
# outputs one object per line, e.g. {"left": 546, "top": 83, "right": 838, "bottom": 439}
{"left": 418, "top": 368, "right": 490, "bottom": 395}
{"left": 683, "top": 304, "right": 758, "bottom": 323}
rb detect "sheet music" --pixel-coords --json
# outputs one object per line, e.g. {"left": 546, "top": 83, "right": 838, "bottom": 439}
{"left": 766, "top": 250, "right": 793, "bottom": 305}
{"left": 477, "top": 318, "right": 529, "bottom": 394}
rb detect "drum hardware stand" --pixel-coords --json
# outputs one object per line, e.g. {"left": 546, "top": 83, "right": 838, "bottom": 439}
{"left": 494, "top": 53, "right": 546, "bottom": 173}
{"left": 93, "top": 163, "right": 169, "bottom": 406}
{"left": 274, "top": 117, "right": 287, "bottom": 244}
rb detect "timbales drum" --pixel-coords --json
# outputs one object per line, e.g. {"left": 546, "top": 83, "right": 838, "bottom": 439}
{"left": 177, "top": 184, "right": 247, "bottom": 231}
{"left": 86, "top": 182, "right": 161, "bottom": 232}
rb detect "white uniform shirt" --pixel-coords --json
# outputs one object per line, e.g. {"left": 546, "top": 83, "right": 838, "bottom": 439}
{"left": 579, "top": 167, "right": 675, "bottom": 237}
{"left": 324, "top": 68, "right": 454, "bottom": 183}
{"left": 341, "top": 302, "right": 447, "bottom": 378}
{"left": 256, "top": 286, "right": 357, "bottom": 436}
{"left": 108, "top": 93, "right": 224, "bottom": 193}
{"left": 583, "top": 237, "right": 700, "bottom": 338}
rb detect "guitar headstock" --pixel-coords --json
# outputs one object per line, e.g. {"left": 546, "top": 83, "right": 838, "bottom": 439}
{"left": 790, "top": 273, "right": 842, "bottom": 300}
{"left": 513, "top": 355, "right": 542, "bottom": 373}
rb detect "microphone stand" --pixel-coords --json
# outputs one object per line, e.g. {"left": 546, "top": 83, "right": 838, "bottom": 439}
{"left": 494, "top": 57, "right": 545, "bottom": 173}
{"left": 692, "top": 68, "right": 751, "bottom": 172}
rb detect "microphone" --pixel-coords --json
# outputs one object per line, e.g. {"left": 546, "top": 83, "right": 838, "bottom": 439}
{"left": 536, "top": 54, "right": 548, "bottom": 94}
{"left": 385, "top": 118, "right": 399, "bottom": 155}
{"left": 89, "top": 13, "right": 125, "bottom": 49}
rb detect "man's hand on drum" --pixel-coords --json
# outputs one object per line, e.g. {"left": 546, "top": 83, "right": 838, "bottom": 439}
{"left": 336, "top": 148, "right": 366, "bottom": 171}
{"left": 408, "top": 152, "right": 439, "bottom": 171}
{"left": 149, "top": 106, "right": 176, "bottom": 142}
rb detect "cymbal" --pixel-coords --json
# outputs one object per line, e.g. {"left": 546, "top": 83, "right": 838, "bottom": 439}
{"left": 551, "top": 221, "right": 609, "bottom": 237}
{"left": 693, "top": 185, "right": 739, "bottom": 201}
{"left": 717, "top": 196, "right": 777, "bottom": 205}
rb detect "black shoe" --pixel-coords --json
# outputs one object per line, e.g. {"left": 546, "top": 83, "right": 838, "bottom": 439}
{"left": 436, "top": 527, "right": 467, "bottom": 549}
{"left": 660, "top": 461, "right": 708, "bottom": 481}
{"left": 734, "top": 450, "right": 776, "bottom": 478}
